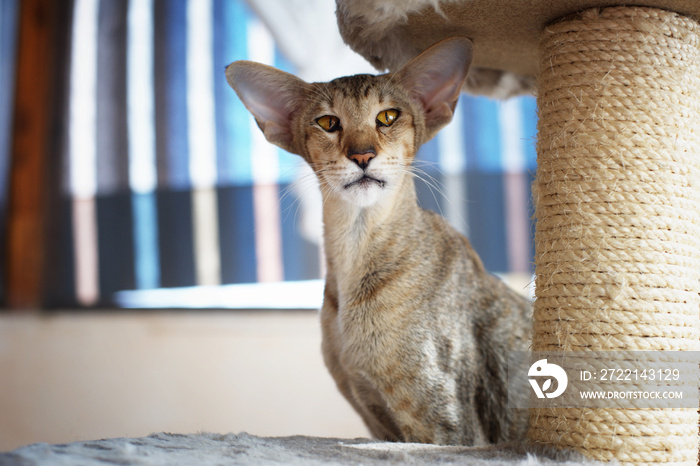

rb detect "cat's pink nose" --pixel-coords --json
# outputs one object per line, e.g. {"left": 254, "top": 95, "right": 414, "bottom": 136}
{"left": 348, "top": 151, "right": 375, "bottom": 170}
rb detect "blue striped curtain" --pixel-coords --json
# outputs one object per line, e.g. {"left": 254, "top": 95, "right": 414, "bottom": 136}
{"left": 416, "top": 95, "right": 538, "bottom": 274}
{"left": 12, "top": 0, "right": 538, "bottom": 307}
{"left": 62, "top": 0, "right": 321, "bottom": 306}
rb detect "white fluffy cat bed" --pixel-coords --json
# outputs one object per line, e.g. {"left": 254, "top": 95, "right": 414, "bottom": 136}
{"left": 336, "top": 0, "right": 700, "bottom": 463}
{"left": 0, "top": 432, "right": 594, "bottom": 465}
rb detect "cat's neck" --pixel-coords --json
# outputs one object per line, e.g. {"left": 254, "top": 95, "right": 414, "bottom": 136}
{"left": 321, "top": 177, "right": 419, "bottom": 280}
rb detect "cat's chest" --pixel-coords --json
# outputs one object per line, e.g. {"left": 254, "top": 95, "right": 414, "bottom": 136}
{"left": 337, "top": 291, "right": 394, "bottom": 340}
{"left": 332, "top": 285, "right": 427, "bottom": 373}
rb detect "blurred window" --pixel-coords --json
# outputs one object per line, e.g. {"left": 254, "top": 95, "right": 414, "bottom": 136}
{"left": 0, "top": 0, "right": 537, "bottom": 308}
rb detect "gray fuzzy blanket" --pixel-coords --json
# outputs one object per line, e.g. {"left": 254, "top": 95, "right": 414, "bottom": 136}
{"left": 0, "top": 432, "right": 596, "bottom": 465}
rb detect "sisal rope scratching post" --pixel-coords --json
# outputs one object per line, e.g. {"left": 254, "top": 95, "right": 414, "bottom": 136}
{"left": 531, "top": 6, "right": 700, "bottom": 464}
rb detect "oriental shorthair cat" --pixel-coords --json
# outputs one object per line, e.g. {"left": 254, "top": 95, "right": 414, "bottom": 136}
{"left": 226, "top": 37, "right": 531, "bottom": 446}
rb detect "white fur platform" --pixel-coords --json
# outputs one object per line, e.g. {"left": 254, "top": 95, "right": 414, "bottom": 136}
{"left": 0, "top": 433, "right": 597, "bottom": 465}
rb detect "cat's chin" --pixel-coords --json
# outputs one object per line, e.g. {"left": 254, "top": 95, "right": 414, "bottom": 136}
{"left": 344, "top": 175, "right": 385, "bottom": 190}
{"left": 342, "top": 176, "right": 386, "bottom": 208}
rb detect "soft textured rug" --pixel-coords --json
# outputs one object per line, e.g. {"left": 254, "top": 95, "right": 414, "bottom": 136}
{"left": 0, "top": 432, "right": 596, "bottom": 465}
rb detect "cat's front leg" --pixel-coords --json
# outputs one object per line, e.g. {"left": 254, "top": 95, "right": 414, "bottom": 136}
{"left": 320, "top": 294, "right": 404, "bottom": 441}
{"left": 322, "top": 331, "right": 401, "bottom": 440}
{"left": 372, "top": 355, "right": 486, "bottom": 446}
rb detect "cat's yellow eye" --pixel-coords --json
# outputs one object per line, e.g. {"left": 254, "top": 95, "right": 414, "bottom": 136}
{"left": 376, "top": 109, "right": 399, "bottom": 127}
{"left": 316, "top": 115, "right": 341, "bottom": 132}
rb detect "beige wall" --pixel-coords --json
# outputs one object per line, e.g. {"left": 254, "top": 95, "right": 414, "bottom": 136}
{"left": 0, "top": 275, "right": 532, "bottom": 452}
{"left": 0, "top": 311, "right": 367, "bottom": 451}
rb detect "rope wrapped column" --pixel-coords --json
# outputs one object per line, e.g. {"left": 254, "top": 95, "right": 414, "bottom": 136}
{"left": 530, "top": 7, "right": 700, "bottom": 464}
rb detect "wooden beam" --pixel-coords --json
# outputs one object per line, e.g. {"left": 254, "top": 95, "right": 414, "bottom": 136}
{"left": 5, "top": 0, "right": 71, "bottom": 309}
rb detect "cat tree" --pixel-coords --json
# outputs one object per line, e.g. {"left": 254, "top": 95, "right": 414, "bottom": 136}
{"left": 336, "top": 1, "right": 700, "bottom": 463}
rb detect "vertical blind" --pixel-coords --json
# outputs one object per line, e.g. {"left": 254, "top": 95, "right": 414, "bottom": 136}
{"left": 1, "top": 0, "right": 538, "bottom": 308}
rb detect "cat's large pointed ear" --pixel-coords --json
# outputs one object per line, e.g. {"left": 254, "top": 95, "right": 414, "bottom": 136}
{"left": 393, "top": 37, "right": 472, "bottom": 141}
{"left": 226, "top": 61, "right": 309, "bottom": 155}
